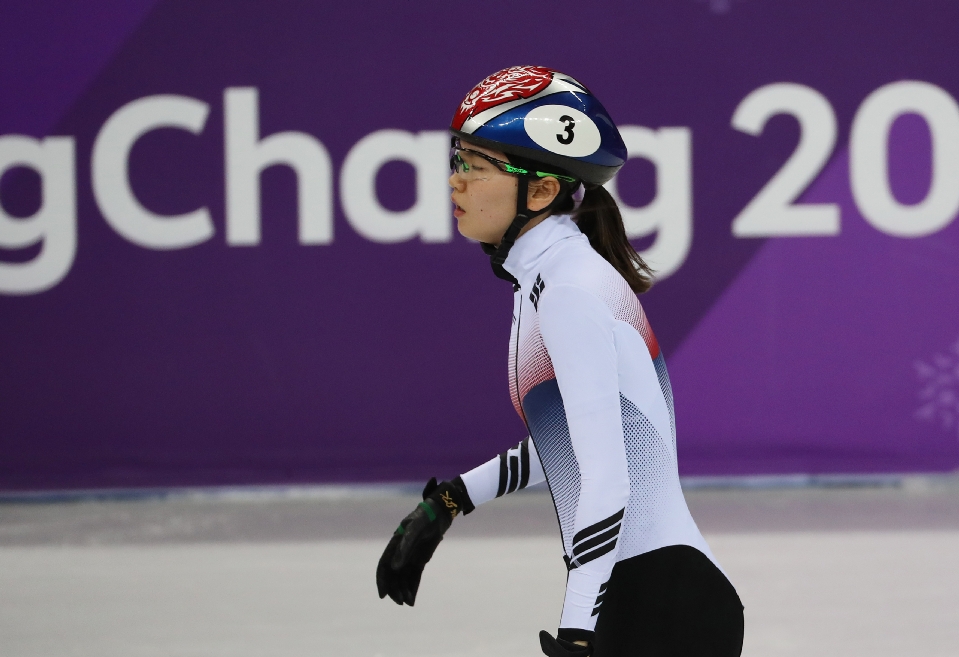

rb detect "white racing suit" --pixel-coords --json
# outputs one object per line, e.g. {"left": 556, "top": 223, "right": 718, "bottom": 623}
{"left": 459, "top": 214, "right": 721, "bottom": 635}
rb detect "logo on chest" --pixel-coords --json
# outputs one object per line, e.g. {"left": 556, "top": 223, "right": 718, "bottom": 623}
{"left": 529, "top": 274, "right": 546, "bottom": 311}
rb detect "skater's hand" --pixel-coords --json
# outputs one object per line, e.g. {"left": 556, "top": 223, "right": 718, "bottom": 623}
{"left": 539, "top": 630, "right": 592, "bottom": 657}
{"left": 376, "top": 477, "right": 470, "bottom": 606}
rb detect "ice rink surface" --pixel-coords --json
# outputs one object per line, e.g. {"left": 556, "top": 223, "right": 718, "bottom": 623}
{"left": 2, "top": 481, "right": 958, "bottom": 657}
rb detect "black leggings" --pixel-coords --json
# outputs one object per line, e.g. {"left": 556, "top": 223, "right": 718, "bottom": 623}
{"left": 591, "top": 545, "right": 744, "bottom": 657}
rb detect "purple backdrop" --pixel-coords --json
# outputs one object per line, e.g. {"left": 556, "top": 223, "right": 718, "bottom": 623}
{"left": 2, "top": 1, "right": 959, "bottom": 490}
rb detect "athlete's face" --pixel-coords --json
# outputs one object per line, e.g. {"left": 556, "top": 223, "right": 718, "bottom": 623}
{"left": 449, "top": 142, "right": 521, "bottom": 244}
{"left": 449, "top": 142, "right": 561, "bottom": 245}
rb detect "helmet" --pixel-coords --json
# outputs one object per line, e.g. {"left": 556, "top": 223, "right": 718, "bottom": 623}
{"left": 450, "top": 65, "right": 627, "bottom": 186}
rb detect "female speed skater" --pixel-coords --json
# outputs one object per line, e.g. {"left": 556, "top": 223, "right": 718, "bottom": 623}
{"left": 376, "top": 65, "right": 744, "bottom": 657}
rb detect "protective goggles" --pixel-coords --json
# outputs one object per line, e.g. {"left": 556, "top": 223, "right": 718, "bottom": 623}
{"left": 449, "top": 138, "right": 578, "bottom": 184}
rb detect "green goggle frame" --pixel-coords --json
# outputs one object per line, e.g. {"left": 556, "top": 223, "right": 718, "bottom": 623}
{"left": 450, "top": 141, "right": 578, "bottom": 184}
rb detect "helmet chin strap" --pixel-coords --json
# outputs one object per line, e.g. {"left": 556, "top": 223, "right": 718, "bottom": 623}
{"left": 481, "top": 177, "right": 533, "bottom": 287}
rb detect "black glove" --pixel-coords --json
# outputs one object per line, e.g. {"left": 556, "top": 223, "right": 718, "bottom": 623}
{"left": 376, "top": 476, "right": 472, "bottom": 606}
{"left": 539, "top": 630, "right": 592, "bottom": 657}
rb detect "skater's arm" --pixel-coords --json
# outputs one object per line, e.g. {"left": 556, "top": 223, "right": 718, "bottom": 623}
{"left": 457, "top": 436, "right": 546, "bottom": 509}
{"left": 539, "top": 284, "right": 630, "bottom": 639}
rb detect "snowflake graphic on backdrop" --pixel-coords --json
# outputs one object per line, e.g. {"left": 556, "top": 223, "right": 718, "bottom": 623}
{"left": 915, "top": 338, "right": 959, "bottom": 438}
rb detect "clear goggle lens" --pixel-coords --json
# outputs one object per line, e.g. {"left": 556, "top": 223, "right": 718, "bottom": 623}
{"left": 449, "top": 148, "right": 503, "bottom": 182}
{"left": 449, "top": 141, "right": 578, "bottom": 184}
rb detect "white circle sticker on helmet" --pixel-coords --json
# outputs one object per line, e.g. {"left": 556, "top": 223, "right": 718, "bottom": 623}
{"left": 523, "top": 105, "right": 601, "bottom": 157}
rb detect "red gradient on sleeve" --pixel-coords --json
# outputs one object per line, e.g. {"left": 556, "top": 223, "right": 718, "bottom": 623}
{"left": 598, "top": 273, "right": 660, "bottom": 359}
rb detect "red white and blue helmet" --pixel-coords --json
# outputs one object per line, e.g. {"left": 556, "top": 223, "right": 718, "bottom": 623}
{"left": 450, "top": 65, "right": 627, "bottom": 186}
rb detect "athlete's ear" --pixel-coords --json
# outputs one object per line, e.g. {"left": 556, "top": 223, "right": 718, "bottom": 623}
{"left": 528, "top": 177, "right": 561, "bottom": 212}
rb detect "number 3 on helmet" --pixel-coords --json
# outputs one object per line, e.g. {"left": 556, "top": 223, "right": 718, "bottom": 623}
{"left": 450, "top": 65, "right": 628, "bottom": 186}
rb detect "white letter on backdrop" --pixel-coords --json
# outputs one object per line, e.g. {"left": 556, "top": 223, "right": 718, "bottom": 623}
{"left": 224, "top": 87, "right": 333, "bottom": 245}
{"left": 0, "top": 136, "right": 76, "bottom": 295}
{"left": 730, "top": 83, "right": 839, "bottom": 237}
{"left": 91, "top": 94, "right": 213, "bottom": 249}
{"left": 340, "top": 129, "right": 451, "bottom": 243}
{"left": 605, "top": 126, "right": 692, "bottom": 279}
{"left": 850, "top": 80, "right": 959, "bottom": 238}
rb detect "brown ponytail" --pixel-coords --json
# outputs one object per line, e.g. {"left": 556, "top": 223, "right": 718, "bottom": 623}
{"left": 574, "top": 185, "right": 654, "bottom": 294}
{"left": 505, "top": 151, "right": 654, "bottom": 294}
